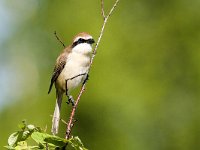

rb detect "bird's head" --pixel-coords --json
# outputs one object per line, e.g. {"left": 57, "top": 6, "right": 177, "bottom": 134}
{"left": 71, "top": 32, "right": 95, "bottom": 54}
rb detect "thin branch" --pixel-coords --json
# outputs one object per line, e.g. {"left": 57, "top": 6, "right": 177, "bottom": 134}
{"left": 45, "top": 143, "right": 49, "bottom": 150}
{"left": 92, "top": 0, "right": 119, "bottom": 56}
{"left": 65, "top": 0, "right": 120, "bottom": 140}
{"left": 50, "top": 115, "right": 68, "bottom": 125}
{"left": 101, "top": 0, "right": 106, "bottom": 19}
{"left": 54, "top": 31, "right": 66, "bottom": 48}
{"left": 61, "top": 118, "right": 68, "bottom": 125}
{"left": 107, "top": 0, "right": 119, "bottom": 19}
{"left": 44, "top": 125, "right": 48, "bottom": 133}
{"left": 66, "top": 86, "right": 86, "bottom": 139}
{"left": 66, "top": 73, "right": 87, "bottom": 82}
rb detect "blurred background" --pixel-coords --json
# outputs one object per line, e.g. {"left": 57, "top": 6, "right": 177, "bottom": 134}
{"left": 0, "top": 0, "right": 200, "bottom": 149}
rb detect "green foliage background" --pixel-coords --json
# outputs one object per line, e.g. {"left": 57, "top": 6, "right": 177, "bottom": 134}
{"left": 0, "top": 0, "right": 200, "bottom": 149}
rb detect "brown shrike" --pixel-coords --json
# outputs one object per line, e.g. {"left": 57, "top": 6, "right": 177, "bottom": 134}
{"left": 48, "top": 32, "right": 95, "bottom": 135}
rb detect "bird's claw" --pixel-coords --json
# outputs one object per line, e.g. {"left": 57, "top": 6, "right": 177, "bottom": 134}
{"left": 67, "top": 95, "right": 75, "bottom": 106}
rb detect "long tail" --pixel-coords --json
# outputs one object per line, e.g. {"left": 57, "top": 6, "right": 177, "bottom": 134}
{"left": 51, "top": 91, "right": 63, "bottom": 135}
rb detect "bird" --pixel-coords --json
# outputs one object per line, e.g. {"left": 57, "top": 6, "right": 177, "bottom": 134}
{"left": 48, "top": 32, "right": 95, "bottom": 135}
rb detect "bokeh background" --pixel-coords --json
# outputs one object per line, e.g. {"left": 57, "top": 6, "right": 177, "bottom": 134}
{"left": 0, "top": 0, "right": 200, "bottom": 149}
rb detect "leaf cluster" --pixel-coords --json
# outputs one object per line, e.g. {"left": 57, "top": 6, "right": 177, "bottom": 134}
{"left": 5, "top": 121, "right": 88, "bottom": 150}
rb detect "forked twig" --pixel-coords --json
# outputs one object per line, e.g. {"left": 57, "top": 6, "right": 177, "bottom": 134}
{"left": 65, "top": 0, "right": 120, "bottom": 140}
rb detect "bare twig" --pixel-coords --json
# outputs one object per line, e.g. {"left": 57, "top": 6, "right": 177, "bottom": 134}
{"left": 101, "top": 0, "right": 106, "bottom": 19}
{"left": 54, "top": 31, "right": 66, "bottom": 48}
{"left": 65, "top": 86, "right": 86, "bottom": 139}
{"left": 61, "top": 118, "right": 68, "bottom": 125}
{"left": 44, "top": 125, "right": 48, "bottom": 133}
{"left": 66, "top": 73, "right": 87, "bottom": 82}
{"left": 45, "top": 143, "right": 49, "bottom": 150}
{"left": 65, "top": 0, "right": 120, "bottom": 140}
{"left": 93, "top": 0, "right": 120, "bottom": 56}
{"left": 50, "top": 115, "right": 68, "bottom": 125}
{"left": 107, "top": 0, "right": 119, "bottom": 19}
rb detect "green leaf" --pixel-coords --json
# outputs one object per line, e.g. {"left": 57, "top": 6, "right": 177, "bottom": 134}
{"left": 15, "top": 141, "right": 28, "bottom": 150}
{"left": 69, "top": 136, "right": 88, "bottom": 150}
{"left": 5, "top": 143, "right": 39, "bottom": 150}
{"left": 31, "top": 132, "right": 47, "bottom": 144}
{"left": 4, "top": 146, "right": 15, "bottom": 150}
{"left": 44, "top": 135, "right": 68, "bottom": 147}
{"left": 8, "top": 132, "right": 19, "bottom": 146}
{"left": 8, "top": 130, "right": 31, "bottom": 147}
{"left": 18, "top": 120, "right": 27, "bottom": 130}
{"left": 28, "top": 146, "right": 40, "bottom": 149}
{"left": 22, "top": 130, "right": 31, "bottom": 140}
{"left": 31, "top": 131, "right": 68, "bottom": 148}
{"left": 27, "top": 124, "right": 36, "bottom": 131}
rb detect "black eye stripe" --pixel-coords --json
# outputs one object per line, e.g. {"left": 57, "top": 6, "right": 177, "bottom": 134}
{"left": 78, "top": 38, "right": 86, "bottom": 43}
{"left": 72, "top": 38, "right": 95, "bottom": 48}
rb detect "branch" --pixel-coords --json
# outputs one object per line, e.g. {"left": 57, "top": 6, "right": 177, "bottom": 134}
{"left": 65, "top": 0, "right": 120, "bottom": 140}
{"left": 50, "top": 115, "right": 68, "bottom": 125}
{"left": 66, "top": 73, "right": 87, "bottom": 82}
{"left": 54, "top": 31, "right": 66, "bottom": 48}
{"left": 45, "top": 143, "right": 49, "bottom": 150}
{"left": 101, "top": 0, "right": 106, "bottom": 20}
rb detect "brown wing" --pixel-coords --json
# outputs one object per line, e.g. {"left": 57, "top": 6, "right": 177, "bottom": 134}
{"left": 48, "top": 51, "right": 68, "bottom": 94}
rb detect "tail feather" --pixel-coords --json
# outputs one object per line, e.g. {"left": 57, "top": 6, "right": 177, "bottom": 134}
{"left": 51, "top": 91, "right": 63, "bottom": 135}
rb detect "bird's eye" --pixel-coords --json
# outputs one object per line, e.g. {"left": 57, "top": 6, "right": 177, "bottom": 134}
{"left": 78, "top": 38, "right": 84, "bottom": 43}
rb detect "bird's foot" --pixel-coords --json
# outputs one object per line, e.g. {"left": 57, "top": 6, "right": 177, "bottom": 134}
{"left": 66, "top": 95, "right": 75, "bottom": 106}
{"left": 83, "top": 74, "right": 89, "bottom": 85}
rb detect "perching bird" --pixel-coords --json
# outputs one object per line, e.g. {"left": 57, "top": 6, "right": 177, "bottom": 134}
{"left": 48, "top": 32, "right": 95, "bottom": 135}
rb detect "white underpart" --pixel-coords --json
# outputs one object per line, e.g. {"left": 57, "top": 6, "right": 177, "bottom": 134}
{"left": 56, "top": 43, "right": 92, "bottom": 92}
{"left": 72, "top": 43, "right": 93, "bottom": 54}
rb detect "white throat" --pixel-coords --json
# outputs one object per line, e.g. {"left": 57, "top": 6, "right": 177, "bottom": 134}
{"left": 72, "top": 43, "right": 92, "bottom": 54}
